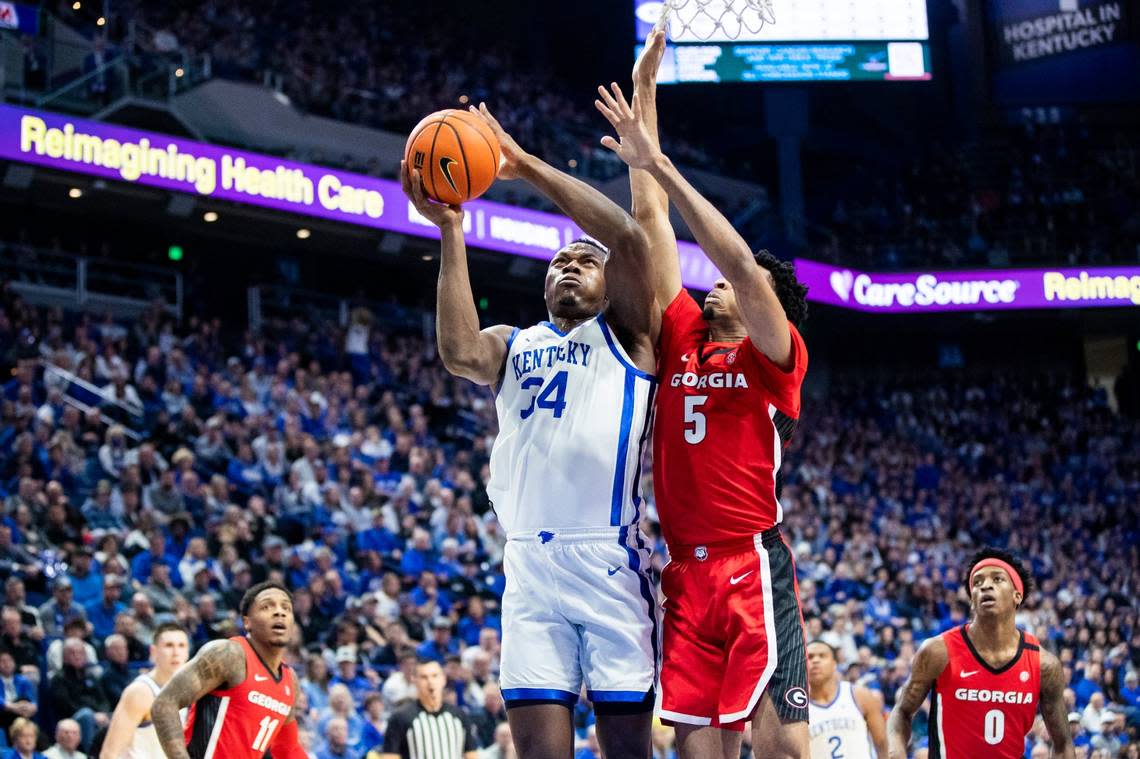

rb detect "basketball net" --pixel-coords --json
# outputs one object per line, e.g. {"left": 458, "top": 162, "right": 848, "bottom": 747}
{"left": 654, "top": 0, "right": 775, "bottom": 41}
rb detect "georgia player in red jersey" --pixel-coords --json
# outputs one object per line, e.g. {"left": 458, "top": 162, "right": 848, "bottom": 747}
{"left": 597, "top": 30, "right": 812, "bottom": 759}
{"left": 887, "top": 549, "right": 1074, "bottom": 759}
{"left": 151, "top": 582, "right": 307, "bottom": 759}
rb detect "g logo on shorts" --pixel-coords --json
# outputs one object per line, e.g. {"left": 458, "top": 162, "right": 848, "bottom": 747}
{"left": 784, "top": 687, "right": 808, "bottom": 709}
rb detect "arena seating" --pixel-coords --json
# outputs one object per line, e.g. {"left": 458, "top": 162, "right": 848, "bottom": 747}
{"left": 1, "top": 277, "right": 1136, "bottom": 757}
{"left": 806, "top": 125, "right": 1140, "bottom": 271}
{"left": 24, "top": 3, "right": 1140, "bottom": 274}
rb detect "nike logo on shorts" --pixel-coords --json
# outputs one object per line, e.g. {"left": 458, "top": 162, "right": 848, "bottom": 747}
{"left": 607, "top": 567, "right": 621, "bottom": 576}
{"left": 729, "top": 571, "right": 753, "bottom": 585}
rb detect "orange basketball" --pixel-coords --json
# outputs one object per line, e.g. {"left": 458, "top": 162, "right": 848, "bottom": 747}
{"left": 404, "top": 109, "right": 501, "bottom": 205}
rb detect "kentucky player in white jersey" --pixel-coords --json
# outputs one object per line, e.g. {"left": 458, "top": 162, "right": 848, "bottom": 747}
{"left": 807, "top": 641, "right": 887, "bottom": 759}
{"left": 402, "top": 101, "right": 661, "bottom": 759}
{"left": 100, "top": 623, "right": 190, "bottom": 759}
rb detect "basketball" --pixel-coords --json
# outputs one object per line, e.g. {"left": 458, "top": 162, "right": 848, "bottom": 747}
{"left": 404, "top": 109, "right": 502, "bottom": 206}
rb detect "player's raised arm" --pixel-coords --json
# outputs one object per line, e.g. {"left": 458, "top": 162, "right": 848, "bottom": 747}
{"left": 152, "top": 639, "right": 246, "bottom": 759}
{"left": 100, "top": 680, "right": 155, "bottom": 759}
{"left": 854, "top": 685, "right": 889, "bottom": 758}
{"left": 1038, "top": 650, "right": 1076, "bottom": 759}
{"left": 471, "top": 103, "right": 658, "bottom": 341}
{"left": 886, "top": 637, "right": 948, "bottom": 759}
{"left": 616, "top": 28, "right": 681, "bottom": 308}
{"left": 399, "top": 161, "right": 513, "bottom": 386}
{"left": 596, "top": 81, "right": 795, "bottom": 369}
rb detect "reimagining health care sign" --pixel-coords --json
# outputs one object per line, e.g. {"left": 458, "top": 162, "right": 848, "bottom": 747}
{"left": 2, "top": 104, "right": 1138, "bottom": 313}
{"left": 0, "top": 103, "right": 720, "bottom": 291}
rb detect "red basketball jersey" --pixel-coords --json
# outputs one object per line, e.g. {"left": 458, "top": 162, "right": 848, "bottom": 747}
{"left": 184, "top": 636, "right": 297, "bottom": 759}
{"left": 930, "top": 625, "right": 1041, "bottom": 759}
{"left": 653, "top": 290, "right": 807, "bottom": 548}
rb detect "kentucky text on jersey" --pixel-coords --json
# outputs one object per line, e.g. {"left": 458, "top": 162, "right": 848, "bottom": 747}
{"left": 807, "top": 681, "right": 873, "bottom": 759}
{"left": 809, "top": 715, "right": 861, "bottom": 738}
{"left": 511, "top": 341, "right": 591, "bottom": 380}
{"left": 952, "top": 689, "right": 1034, "bottom": 704}
{"left": 488, "top": 315, "right": 654, "bottom": 532}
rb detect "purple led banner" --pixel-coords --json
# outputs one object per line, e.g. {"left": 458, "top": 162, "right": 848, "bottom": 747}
{"left": 0, "top": 104, "right": 720, "bottom": 288}
{"left": 793, "top": 258, "right": 1140, "bottom": 312}
{"left": 8, "top": 105, "right": 1133, "bottom": 311}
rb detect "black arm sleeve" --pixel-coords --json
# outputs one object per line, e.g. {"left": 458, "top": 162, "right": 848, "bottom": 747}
{"left": 382, "top": 708, "right": 409, "bottom": 756}
{"left": 463, "top": 713, "right": 478, "bottom": 752}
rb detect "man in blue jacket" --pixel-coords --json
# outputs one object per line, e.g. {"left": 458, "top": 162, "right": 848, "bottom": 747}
{"left": 0, "top": 650, "right": 36, "bottom": 740}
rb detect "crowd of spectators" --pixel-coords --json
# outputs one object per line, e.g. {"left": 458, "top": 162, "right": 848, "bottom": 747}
{"left": 14, "top": 3, "right": 1135, "bottom": 273}
{"left": 37, "top": 0, "right": 722, "bottom": 184}
{"left": 1, "top": 264, "right": 1138, "bottom": 759}
{"left": 772, "top": 371, "right": 1139, "bottom": 756}
{"left": 808, "top": 123, "right": 1140, "bottom": 270}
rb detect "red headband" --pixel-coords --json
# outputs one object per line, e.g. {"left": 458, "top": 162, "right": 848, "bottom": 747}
{"left": 970, "top": 558, "right": 1024, "bottom": 596}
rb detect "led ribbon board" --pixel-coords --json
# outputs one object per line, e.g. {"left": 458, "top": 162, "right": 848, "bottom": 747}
{"left": 5, "top": 106, "right": 1136, "bottom": 311}
{"left": 0, "top": 104, "right": 720, "bottom": 289}
{"left": 794, "top": 258, "right": 1140, "bottom": 312}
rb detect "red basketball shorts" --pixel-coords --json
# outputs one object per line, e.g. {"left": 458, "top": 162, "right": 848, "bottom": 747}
{"left": 658, "top": 528, "right": 808, "bottom": 730}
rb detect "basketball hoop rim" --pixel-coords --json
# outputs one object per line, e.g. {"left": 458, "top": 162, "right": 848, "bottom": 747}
{"left": 653, "top": 0, "right": 776, "bottom": 42}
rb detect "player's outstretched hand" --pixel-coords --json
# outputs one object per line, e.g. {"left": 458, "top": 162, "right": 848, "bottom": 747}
{"left": 595, "top": 82, "right": 661, "bottom": 171}
{"left": 400, "top": 160, "right": 463, "bottom": 229}
{"left": 633, "top": 29, "right": 666, "bottom": 88}
{"left": 469, "top": 103, "right": 528, "bottom": 181}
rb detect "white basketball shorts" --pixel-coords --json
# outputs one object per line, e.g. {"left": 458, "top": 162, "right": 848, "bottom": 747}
{"left": 499, "top": 526, "right": 659, "bottom": 708}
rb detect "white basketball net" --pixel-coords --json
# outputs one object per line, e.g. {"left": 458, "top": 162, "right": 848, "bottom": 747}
{"left": 655, "top": 0, "right": 775, "bottom": 41}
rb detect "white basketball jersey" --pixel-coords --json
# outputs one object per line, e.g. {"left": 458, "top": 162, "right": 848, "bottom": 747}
{"left": 125, "top": 673, "right": 187, "bottom": 759}
{"left": 487, "top": 313, "right": 655, "bottom": 533}
{"left": 809, "top": 681, "right": 874, "bottom": 759}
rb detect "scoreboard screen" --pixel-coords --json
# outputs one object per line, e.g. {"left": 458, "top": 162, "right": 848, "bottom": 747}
{"left": 634, "top": 0, "right": 933, "bottom": 83}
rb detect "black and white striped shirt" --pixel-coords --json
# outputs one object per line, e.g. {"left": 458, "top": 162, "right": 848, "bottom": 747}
{"left": 380, "top": 701, "right": 477, "bottom": 759}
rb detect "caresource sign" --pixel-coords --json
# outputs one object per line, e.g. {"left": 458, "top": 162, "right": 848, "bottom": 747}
{"left": 794, "top": 258, "right": 1140, "bottom": 313}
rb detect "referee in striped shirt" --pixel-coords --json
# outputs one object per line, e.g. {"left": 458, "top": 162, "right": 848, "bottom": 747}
{"left": 369, "top": 658, "right": 479, "bottom": 759}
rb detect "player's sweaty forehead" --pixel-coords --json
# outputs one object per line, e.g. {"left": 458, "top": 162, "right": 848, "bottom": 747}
{"left": 252, "top": 588, "right": 293, "bottom": 609}
{"left": 550, "top": 244, "right": 605, "bottom": 268}
{"left": 971, "top": 566, "right": 1012, "bottom": 585}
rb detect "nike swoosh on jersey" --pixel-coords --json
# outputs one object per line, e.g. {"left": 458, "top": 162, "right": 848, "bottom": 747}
{"left": 439, "top": 157, "right": 460, "bottom": 195}
{"left": 960, "top": 670, "right": 979, "bottom": 678}
{"left": 729, "top": 571, "right": 753, "bottom": 585}
{"left": 607, "top": 567, "right": 621, "bottom": 576}
{"left": 254, "top": 674, "right": 269, "bottom": 681}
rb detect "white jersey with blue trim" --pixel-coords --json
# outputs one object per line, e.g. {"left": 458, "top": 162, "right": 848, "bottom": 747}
{"left": 809, "top": 681, "right": 875, "bottom": 759}
{"left": 487, "top": 312, "right": 655, "bottom": 533}
{"left": 127, "top": 673, "right": 188, "bottom": 759}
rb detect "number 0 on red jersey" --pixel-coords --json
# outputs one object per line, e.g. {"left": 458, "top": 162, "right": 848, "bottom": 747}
{"left": 930, "top": 625, "right": 1042, "bottom": 759}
